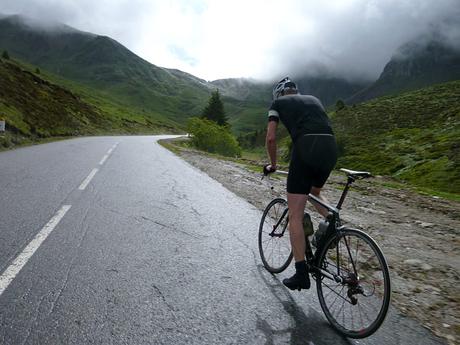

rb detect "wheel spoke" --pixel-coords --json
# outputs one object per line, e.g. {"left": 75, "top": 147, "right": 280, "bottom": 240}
{"left": 316, "top": 229, "right": 390, "bottom": 338}
{"left": 258, "top": 199, "right": 292, "bottom": 273}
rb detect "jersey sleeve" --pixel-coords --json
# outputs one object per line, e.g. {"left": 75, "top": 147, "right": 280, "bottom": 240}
{"left": 268, "top": 101, "right": 280, "bottom": 122}
{"left": 312, "top": 96, "right": 326, "bottom": 112}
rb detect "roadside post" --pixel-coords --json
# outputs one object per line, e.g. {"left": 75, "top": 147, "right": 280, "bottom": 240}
{"left": 0, "top": 119, "right": 5, "bottom": 136}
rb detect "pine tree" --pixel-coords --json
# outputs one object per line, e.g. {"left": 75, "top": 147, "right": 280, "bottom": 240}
{"left": 2, "top": 50, "right": 10, "bottom": 60}
{"left": 335, "top": 99, "right": 345, "bottom": 111}
{"left": 201, "top": 90, "right": 227, "bottom": 126}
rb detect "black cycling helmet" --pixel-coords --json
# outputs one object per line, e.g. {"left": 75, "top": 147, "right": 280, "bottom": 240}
{"left": 272, "top": 77, "right": 298, "bottom": 100}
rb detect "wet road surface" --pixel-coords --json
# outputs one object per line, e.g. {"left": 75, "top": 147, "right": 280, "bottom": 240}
{"left": 0, "top": 136, "right": 446, "bottom": 344}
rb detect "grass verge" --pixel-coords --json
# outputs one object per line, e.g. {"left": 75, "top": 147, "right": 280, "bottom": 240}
{"left": 160, "top": 137, "right": 460, "bottom": 202}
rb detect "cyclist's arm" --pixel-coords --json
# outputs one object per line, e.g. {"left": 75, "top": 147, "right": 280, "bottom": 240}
{"left": 266, "top": 120, "right": 278, "bottom": 169}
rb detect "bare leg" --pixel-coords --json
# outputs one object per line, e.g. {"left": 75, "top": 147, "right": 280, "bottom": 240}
{"left": 309, "top": 186, "right": 330, "bottom": 218}
{"left": 287, "top": 193, "right": 308, "bottom": 262}
{"left": 284, "top": 192, "right": 311, "bottom": 290}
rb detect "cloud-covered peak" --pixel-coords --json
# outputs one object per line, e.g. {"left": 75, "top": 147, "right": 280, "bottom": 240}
{"left": 1, "top": 0, "right": 459, "bottom": 81}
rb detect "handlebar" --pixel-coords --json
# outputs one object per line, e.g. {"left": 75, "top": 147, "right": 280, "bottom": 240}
{"left": 274, "top": 170, "right": 288, "bottom": 175}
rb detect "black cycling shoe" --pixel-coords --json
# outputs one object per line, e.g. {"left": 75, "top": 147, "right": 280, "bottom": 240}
{"left": 283, "top": 272, "right": 311, "bottom": 291}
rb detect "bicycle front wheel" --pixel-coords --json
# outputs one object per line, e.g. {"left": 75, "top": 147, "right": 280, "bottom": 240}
{"left": 316, "top": 228, "right": 391, "bottom": 338}
{"left": 258, "top": 198, "right": 293, "bottom": 273}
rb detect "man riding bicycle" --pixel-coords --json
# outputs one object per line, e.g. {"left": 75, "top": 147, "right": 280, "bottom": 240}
{"left": 264, "top": 77, "right": 338, "bottom": 291}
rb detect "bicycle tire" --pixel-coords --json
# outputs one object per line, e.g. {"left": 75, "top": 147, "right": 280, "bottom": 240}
{"left": 316, "top": 228, "right": 391, "bottom": 338}
{"left": 258, "top": 198, "right": 293, "bottom": 273}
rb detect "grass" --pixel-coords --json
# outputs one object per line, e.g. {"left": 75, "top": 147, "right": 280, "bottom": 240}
{"left": 21, "top": 59, "right": 183, "bottom": 132}
{"left": 410, "top": 186, "right": 460, "bottom": 202}
{"left": 0, "top": 57, "right": 181, "bottom": 149}
{"left": 157, "top": 138, "right": 183, "bottom": 155}
{"left": 331, "top": 80, "right": 460, "bottom": 195}
{"left": 0, "top": 133, "right": 75, "bottom": 151}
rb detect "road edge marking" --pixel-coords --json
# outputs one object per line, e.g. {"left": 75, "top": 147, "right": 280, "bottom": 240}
{"left": 0, "top": 205, "right": 72, "bottom": 297}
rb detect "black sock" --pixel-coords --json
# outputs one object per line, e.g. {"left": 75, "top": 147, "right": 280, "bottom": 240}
{"left": 295, "top": 260, "right": 307, "bottom": 274}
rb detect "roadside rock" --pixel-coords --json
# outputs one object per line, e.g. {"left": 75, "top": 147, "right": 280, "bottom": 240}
{"left": 403, "top": 259, "right": 433, "bottom": 271}
{"left": 415, "top": 220, "right": 436, "bottom": 228}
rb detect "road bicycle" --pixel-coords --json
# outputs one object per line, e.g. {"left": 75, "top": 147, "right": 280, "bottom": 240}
{"left": 258, "top": 168, "right": 391, "bottom": 338}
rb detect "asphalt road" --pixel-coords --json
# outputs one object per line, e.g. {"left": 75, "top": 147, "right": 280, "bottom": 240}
{"left": 0, "top": 136, "right": 447, "bottom": 345}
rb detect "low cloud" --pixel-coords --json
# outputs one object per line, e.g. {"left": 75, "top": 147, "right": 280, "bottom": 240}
{"left": 1, "top": 0, "right": 459, "bottom": 81}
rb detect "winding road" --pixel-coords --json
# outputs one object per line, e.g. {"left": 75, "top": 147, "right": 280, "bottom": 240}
{"left": 0, "top": 136, "right": 446, "bottom": 344}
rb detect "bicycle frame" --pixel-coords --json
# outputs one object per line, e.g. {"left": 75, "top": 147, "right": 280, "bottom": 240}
{"left": 271, "top": 170, "right": 361, "bottom": 284}
{"left": 270, "top": 207, "right": 289, "bottom": 238}
{"left": 273, "top": 169, "right": 357, "bottom": 215}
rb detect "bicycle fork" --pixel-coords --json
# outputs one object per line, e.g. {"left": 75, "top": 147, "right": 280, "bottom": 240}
{"left": 270, "top": 208, "right": 289, "bottom": 237}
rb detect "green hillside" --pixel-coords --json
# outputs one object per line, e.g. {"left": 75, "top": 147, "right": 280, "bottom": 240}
{"left": 0, "top": 58, "right": 176, "bottom": 147}
{"left": 332, "top": 80, "right": 460, "bottom": 194}
{"left": 0, "top": 15, "right": 211, "bottom": 124}
{"left": 0, "top": 14, "right": 374, "bottom": 135}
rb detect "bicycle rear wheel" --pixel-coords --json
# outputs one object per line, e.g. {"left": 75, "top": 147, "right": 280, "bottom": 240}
{"left": 258, "top": 198, "right": 293, "bottom": 273}
{"left": 316, "top": 228, "right": 391, "bottom": 338}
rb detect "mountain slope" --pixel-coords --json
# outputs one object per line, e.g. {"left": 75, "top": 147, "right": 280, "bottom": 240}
{"left": 333, "top": 80, "right": 460, "bottom": 194}
{"left": 0, "top": 58, "right": 173, "bottom": 146}
{"left": 296, "top": 75, "right": 369, "bottom": 106}
{"left": 0, "top": 14, "right": 211, "bottom": 123}
{"left": 348, "top": 38, "right": 460, "bottom": 104}
{"left": 212, "top": 76, "right": 369, "bottom": 133}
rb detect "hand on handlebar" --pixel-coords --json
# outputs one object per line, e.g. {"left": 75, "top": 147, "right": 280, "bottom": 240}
{"left": 263, "top": 164, "right": 277, "bottom": 176}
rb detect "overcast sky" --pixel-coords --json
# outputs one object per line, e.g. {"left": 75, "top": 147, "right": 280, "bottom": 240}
{"left": 1, "top": 0, "right": 459, "bottom": 81}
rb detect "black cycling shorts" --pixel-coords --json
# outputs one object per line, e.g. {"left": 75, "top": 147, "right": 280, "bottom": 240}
{"left": 287, "top": 134, "right": 338, "bottom": 194}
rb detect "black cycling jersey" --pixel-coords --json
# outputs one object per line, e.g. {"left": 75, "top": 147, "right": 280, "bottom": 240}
{"left": 268, "top": 94, "right": 337, "bottom": 194}
{"left": 268, "top": 94, "right": 333, "bottom": 142}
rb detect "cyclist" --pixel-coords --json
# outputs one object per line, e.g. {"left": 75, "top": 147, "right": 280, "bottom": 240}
{"left": 264, "top": 77, "right": 338, "bottom": 291}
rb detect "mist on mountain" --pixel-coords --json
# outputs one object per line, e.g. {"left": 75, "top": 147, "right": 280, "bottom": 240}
{"left": 348, "top": 34, "right": 460, "bottom": 104}
{"left": 2, "top": 0, "right": 460, "bottom": 82}
{"left": 1, "top": 13, "right": 81, "bottom": 34}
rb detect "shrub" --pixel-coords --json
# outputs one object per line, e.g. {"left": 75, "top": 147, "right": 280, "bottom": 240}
{"left": 187, "top": 117, "right": 241, "bottom": 157}
{"left": 0, "top": 135, "right": 12, "bottom": 148}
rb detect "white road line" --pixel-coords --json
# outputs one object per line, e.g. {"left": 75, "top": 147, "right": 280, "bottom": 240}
{"left": 99, "top": 155, "right": 109, "bottom": 165}
{"left": 100, "top": 143, "right": 118, "bottom": 165}
{"left": 0, "top": 205, "right": 72, "bottom": 297}
{"left": 78, "top": 168, "right": 99, "bottom": 190}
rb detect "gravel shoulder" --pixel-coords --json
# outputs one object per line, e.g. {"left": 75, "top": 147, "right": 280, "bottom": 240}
{"left": 160, "top": 139, "right": 460, "bottom": 345}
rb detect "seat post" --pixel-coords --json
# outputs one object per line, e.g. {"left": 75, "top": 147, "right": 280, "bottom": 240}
{"left": 336, "top": 176, "right": 354, "bottom": 210}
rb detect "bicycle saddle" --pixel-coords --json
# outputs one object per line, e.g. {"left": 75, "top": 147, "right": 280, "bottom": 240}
{"left": 340, "top": 168, "right": 372, "bottom": 179}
